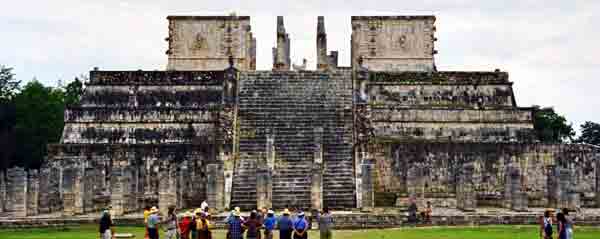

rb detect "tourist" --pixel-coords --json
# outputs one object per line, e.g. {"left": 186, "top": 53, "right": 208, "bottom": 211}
{"left": 318, "top": 207, "right": 334, "bottom": 239}
{"left": 179, "top": 211, "right": 193, "bottom": 239}
{"left": 562, "top": 208, "right": 574, "bottom": 239}
{"left": 227, "top": 209, "right": 244, "bottom": 239}
{"left": 424, "top": 201, "right": 433, "bottom": 223}
{"left": 99, "top": 208, "right": 115, "bottom": 239}
{"left": 144, "top": 206, "right": 151, "bottom": 239}
{"left": 243, "top": 210, "right": 263, "bottom": 239}
{"left": 293, "top": 211, "right": 308, "bottom": 239}
{"left": 147, "top": 206, "right": 161, "bottom": 239}
{"left": 197, "top": 212, "right": 213, "bottom": 239}
{"left": 407, "top": 198, "right": 418, "bottom": 224}
{"left": 541, "top": 210, "right": 553, "bottom": 239}
{"left": 263, "top": 210, "right": 276, "bottom": 239}
{"left": 277, "top": 208, "right": 293, "bottom": 239}
{"left": 165, "top": 206, "right": 179, "bottom": 239}
{"left": 557, "top": 212, "right": 568, "bottom": 239}
{"left": 192, "top": 208, "right": 202, "bottom": 239}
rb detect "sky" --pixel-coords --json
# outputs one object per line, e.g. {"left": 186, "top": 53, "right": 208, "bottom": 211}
{"left": 1, "top": 0, "right": 598, "bottom": 133}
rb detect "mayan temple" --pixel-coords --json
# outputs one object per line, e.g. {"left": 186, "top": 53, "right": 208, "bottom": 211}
{"left": 1, "top": 14, "right": 599, "bottom": 220}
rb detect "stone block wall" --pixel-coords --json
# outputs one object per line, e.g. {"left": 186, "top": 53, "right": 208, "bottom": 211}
{"left": 166, "top": 16, "right": 256, "bottom": 71}
{"left": 351, "top": 16, "right": 436, "bottom": 71}
{"left": 369, "top": 142, "right": 600, "bottom": 210}
{"left": 4, "top": 167, "right": 27, "bottom": 217}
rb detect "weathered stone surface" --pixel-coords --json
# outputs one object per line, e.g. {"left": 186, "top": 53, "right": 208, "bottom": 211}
{"left": 5, "top": 167, "right": 27, "bottom": 217}
{"left": 166, "top": 16, "right": 255, "bottom": 71}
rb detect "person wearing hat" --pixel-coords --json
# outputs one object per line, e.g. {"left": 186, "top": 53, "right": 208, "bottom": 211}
{"left": 196, "top": 211, "right": 213, "bottom": 239}
{"left": 292, "top": 211, "right": 308, "bottom": 239}
{"left": 191, "top": 208, "right": 202, "bottom": 239}
{"left": 227, "top": 209, "right": 244, "bottom": 239}
{"left": 99, "top": 208, "right": 115, "bottom": 239}
{"left": 277, "top": 209, "right": 293, "bottom": 239}
{"left": 143, "top": 206, "right": 152, "bottom": 239}
{"left": 179, "top": 211, "right": 193, "bottom": 239}
{"left": 147, "top": 206, "right": 161, "bottom": 239}
{"left": 263, "top": 210, "right": 276, "bottom": 239}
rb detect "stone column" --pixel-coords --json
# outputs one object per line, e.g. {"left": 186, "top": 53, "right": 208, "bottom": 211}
{"left": 27, "top": 170, "right": 39, "bottom": 216}
{"left": 61, "top": 167, "right": 77, "bottom": 216}
{"left": 206, "top": 163, "right": 225, "bottom": 211}
{"left": 457, "top": 163, "right": 476, "bottom": 211}
{"left": 360, "top": 158, "right": 375, "bottom": 210}
{"left": 547, "top": 165, "right": 559, "bottom": 208}
{"left": 158, "top": 160, "right": 177, "bottom": 215}
{"left": 6, "top": 167, "right": 27, "bottom": 217}
{"left": 311, "top": 128, "right": 323, "bottom": 210}
{"left": 111, "top": 153, "right": 134, "bottom": 216}
{"left": 257, "top": 133, "right": 274, "bottom": 210}
{"left": 504, "top": 166, "right": 527, "bottom": 211}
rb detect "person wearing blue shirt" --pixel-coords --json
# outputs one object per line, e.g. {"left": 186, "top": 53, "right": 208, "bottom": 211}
{"left": 263, "top": 210, "right": 277, "bottom": 239}
{"left": 277, "top": 209, "right": 293, "bottom": 239}
{"left": 293, "top": 211, "right": 308, "bottom": 239}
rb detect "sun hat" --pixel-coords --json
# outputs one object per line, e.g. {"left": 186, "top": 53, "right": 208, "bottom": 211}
{"left": 282, "top": 208, "right": 290, "bottom": 215}
{"left": 150, "top": 206, "right": 159, "bottom": 213}
{"left": 267, "top": 210, "right": 274, "bottom": 215}
{"left": 233, "top": 210, "right": 241, "bottom": 217}
{"left": 194, "top": 208, "right": 202, "bottom": 215}
{"left": 298, "top": 211, "right": 305, "bottom": 217}
{"left": 235, "top": 207, "right": 241, "bottom": 213}
{"left": 183, "top": 211, "right": 192, "bottom": 217}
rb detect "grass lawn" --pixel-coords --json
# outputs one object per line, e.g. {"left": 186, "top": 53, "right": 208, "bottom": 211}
{"left": 1, "top": 224, "right": 600, "bottom": 239}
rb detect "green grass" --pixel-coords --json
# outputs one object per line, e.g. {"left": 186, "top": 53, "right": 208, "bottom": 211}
{"left": 1, "top": 224, "right": 599, "bottom": 239}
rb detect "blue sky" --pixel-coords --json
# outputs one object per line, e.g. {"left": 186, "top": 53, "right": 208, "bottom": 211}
{"left": 1, "top": 0, "right": 598, "bottom": 132}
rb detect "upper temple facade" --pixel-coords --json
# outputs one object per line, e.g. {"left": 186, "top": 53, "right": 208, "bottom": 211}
{"left": 2, "top": 15, "right": 599, "bottom": 218}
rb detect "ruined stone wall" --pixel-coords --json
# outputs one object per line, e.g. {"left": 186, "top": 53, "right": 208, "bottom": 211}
{"left": 351, "top": 16, "right": 436, "bottom": 71}
{"left": 371, "top": 142, "right": 600, "bottom": 209}
{"left": 360, "top": 71, "right": 534, "bottom": 142}
{"left": 232, "top": 70, "right": 355, "bottom": 210}
{"left": 166, "top": 16, "right": 255, "bottom": 71}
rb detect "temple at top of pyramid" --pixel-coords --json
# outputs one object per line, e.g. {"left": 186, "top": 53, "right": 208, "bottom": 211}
{"left": 1, "top": 15, "right": 598, "bottom": 219}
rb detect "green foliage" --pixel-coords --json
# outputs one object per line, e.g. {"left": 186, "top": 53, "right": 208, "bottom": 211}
{"left": 576, "top": 121, "right": 600, "bottom": 146}
{"left": 533, "top": 106, "right": 575, "bottom": 143}
{"left": 0, "top": 65, "right": 20, "bottom": 101}
{"left": 64, "top": 77, "right": 84, "bottom": 106}
{"left": 13, "top": 80, "right": 65, "bottom": 169}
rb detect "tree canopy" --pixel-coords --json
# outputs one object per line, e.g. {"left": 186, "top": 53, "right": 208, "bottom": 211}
{"left": 533, "top": 106, "right": 575, "bottom": 143}
{"left": 0, "top": 65, "right": 20, "bottom": 101}
{"left": 576, "top": 121, "right": 600, "bottom": 146}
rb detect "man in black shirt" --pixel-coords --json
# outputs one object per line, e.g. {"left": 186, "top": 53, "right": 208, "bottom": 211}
{"left": 99, "top": 208, "right": 115, "bottom": 239}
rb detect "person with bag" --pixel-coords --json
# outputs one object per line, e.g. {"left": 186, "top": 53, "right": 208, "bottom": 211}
{"left": 227, "top": 210, "right": 244, "bottom": 239}
{"left": 540, "top": 210, "right": 553, "bottom": 239}
{"left": 263, "top": 210, "right": 276, "bottom": 239}
{"left": 147, "top": 207, "right": 161, "bottom": 239}
{"left": 277, "top": 209, "right": 293, "bottom": 239}
{"left": 292, "top": 211, "right": 308, "bottom": 239}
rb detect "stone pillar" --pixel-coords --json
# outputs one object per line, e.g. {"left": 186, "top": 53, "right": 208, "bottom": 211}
{"left": 457, "top": 163, "right": 476, "bottom": 211}
{"left": 206, "top": 163, "right": 225, "bottom": 211}
{"left": 6, "top": 167, "right": 27, "bottom": 217}
{"left": 311, "top": 128, "right": 323, "bottom": 210}
{"left": 272, "top": 16, "right": 291, "bottom": 71}
{"left": 547, "top": 165, "right": 559, "bottom": 208}
{"left": 360, "top": 158, "right": 375, "bottom": 210}
{"left": 27, "top": 170, "right": 39, "bottom": 216}
{"left": 62, "top": 167, "right": 77, "bottom": 216}
{"left": 158, "top": 160, "right": 177, "bottom": 215}
{"left": 257, "top": 133, "right": 274, "bottom": 210}
{"left": 111, "top": 155, "right": 134, "bottom": 216}
{"left": 504, "top": 166, "right": 527, "bottom": 211}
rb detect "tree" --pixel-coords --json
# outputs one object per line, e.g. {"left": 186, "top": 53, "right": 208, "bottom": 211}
{"left": 576, "top": 121, "right": 600, "bottom": 146}
{"left": 64, "top": 77, "right": 84, "bottom": 106}
{"left": 13, "top": 80, "right": 65, "bottom": 169}
{"left": 0, "top": 65, "right": 20, "bottom": 101}
{"left": 533, "top": 106, "right": 575, "bottom": 143}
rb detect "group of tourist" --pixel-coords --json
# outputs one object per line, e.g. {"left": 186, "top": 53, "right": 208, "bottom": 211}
{"left": 539, "top": 208, "right": 575, "bottom": 239}
{"left": 103, "top": 201, "right": 335, "bottom": 239}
